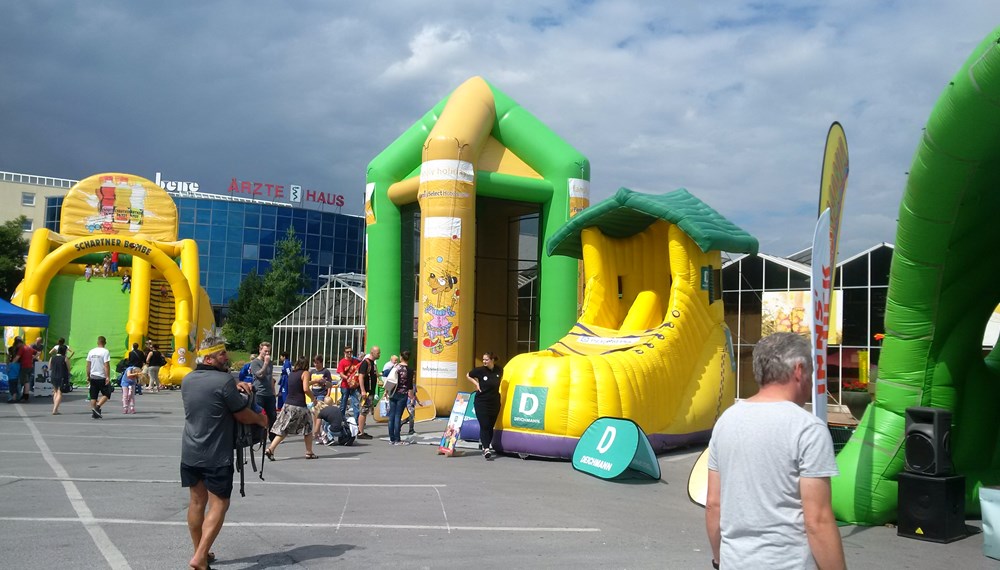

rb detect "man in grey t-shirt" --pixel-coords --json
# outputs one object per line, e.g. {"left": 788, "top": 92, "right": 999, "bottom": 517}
{"left": 249, "top": 342, "right": 276, "bottom": 437}
{"left": 705, "top": 333, "right": 846, "bottom": 570}
{"left": 181, "top": 337, "right": 266, "bottom": 570}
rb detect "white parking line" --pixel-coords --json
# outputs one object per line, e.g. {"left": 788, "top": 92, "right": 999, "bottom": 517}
{"left": 0, "top": 450, "right": 358, "bottom": 460}
{"left": 0, "top": 431, "right": 182, "bottom": 440}
{"left": 0, "top": 419, "right": 185, "bottom": 429}
{"left": 0, "top": 516, "right": 600, "bottom": 533}
{"left": 0, "top": 475, "right": 432, "bottom": 486}
{"left": 15, "top": 406, "right": 131, "bottom": 569}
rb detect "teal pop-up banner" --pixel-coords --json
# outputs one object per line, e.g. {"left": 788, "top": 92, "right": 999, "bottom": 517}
{"left": 572, "top": 417, "right": 660, "bottom": 480}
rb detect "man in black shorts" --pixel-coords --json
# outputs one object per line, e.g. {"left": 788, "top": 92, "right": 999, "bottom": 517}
{"left": 85, "top": 336, "right": 112, "bottom": 419}
{"left": 181, "top": 337, "right": 266, "bottom": 570}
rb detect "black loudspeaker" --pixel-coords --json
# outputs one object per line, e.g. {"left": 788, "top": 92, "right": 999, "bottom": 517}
{"left": 897, "top": 472, "right": 966, "bottom": 543}
{"left": 904, "top": 406, "right": 952, "bottom": 475}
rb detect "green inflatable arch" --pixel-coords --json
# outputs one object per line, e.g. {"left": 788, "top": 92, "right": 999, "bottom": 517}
{"left": 832, "top": 26, "right": 1000, "bottom": 524}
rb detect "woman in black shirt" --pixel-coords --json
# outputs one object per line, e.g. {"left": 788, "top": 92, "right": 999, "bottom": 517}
{"left": 467, "top": 352, "right": 502, "bottom": 460}
{"left": 265, "top": 356, "right": 317, "bottom": 460}
{"left": 49, "top": 344, "right": 71, "bottom": 415}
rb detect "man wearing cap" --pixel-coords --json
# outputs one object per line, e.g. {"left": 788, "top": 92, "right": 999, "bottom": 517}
{"left": 181, "top": 337, "right": 265, "bottom": 570}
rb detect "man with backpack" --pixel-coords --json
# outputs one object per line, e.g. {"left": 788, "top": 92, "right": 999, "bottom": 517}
{"left": 336, "top": 346, "right": 360, "bottom": 422}
{"left": 127, "top": 343, "right": 144, "bottom": 368}
{"left": 356, "top": 346, "right": 381, "bottom": 440}
{"left": 181, "top": 336, "right": 266, "bottom": 570}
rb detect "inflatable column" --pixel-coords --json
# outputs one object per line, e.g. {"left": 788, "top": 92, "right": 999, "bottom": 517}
{"left": 415, "top": 78, "right": 496, "bottom": 412}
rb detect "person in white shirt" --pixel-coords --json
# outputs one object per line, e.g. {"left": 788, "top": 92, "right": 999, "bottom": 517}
{"left": 705, "top": 333, "right": 846, "bottom": 570}
{"left": 382, "top": 354, "right": 399, "bottom": 378}
{"left": 86, "top": 336, "right": 112, "bottom": 419}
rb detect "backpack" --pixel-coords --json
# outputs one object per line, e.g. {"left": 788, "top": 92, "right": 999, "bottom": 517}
{"left": 232, "top": 392, "right": 267, "bottom": 497}
{"left": 344, "top": 362, "right": 360, "bottom": 389}
{"left": 115, "top": 358, "right": 129, "bottom": 374}
{"left": 384, "top": 364, "right": 399, "bottom": 396}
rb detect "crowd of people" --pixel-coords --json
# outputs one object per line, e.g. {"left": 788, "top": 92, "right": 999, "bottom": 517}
{"left": 6, "top": 332, "right": 517, "bottom": 569}
{"left": 3, "top": 334, "right": 170, "bottom": 417}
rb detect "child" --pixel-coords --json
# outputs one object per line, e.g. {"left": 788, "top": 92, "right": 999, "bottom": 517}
{"left": 84, "top": 264, "right": 93, "bottom": 281}
{"left": 120, "top": 365, "right": 141, "bottom": 414}
{"left": 121, "top": 273, "right": 131, "bottom": 293}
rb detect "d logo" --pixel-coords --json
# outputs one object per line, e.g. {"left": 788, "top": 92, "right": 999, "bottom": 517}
{"left": 510, "top": 386, "right": 548, "bottom": 429}
{"left": 519, "top": 393, "right": 539, "bottom": 415}
{"left": 597, "top": 426, "right": 616, "bottom": 454}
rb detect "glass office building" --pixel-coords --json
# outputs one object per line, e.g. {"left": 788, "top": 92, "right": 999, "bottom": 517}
{"left": 173, "top": 196, "right": 364, "bottom": 308}
{"left": 42, "top": 193, "right": 365, "bottom": 317}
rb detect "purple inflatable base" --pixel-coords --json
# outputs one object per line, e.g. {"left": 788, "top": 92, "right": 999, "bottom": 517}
{"left": 495, "top": 428, "right": 713, "bottom": 460}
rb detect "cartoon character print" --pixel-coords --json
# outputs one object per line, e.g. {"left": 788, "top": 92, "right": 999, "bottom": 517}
{"left": 422, "top": 264, "right": 460, "bottom": 354}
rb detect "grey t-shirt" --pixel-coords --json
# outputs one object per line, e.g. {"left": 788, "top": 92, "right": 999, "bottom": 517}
{"left": 181, "top": 367, "right": 249, "bottom": 468}
{"left": 250, "top": 358, "right": 275, "bottom": 397}
{"left": 707, "top": 401, "right": 839, "bottom": 570}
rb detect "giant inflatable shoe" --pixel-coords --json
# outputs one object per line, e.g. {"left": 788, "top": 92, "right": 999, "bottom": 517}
{"left": 496, "top": 188, "right": 758, "bottom": 458}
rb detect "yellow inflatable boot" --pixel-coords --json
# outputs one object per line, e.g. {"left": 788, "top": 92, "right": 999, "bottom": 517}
{"left": 497, "top": 188, "right": 757, "bottom": 458}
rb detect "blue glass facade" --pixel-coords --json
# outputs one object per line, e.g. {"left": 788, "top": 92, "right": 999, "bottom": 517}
{"left": 173, "top": 197, "right": 365, "bottom": 308}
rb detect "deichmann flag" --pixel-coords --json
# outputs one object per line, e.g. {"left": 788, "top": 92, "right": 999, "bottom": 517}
{"left": 572, "top": 418, "right": 660, "bottom": 480}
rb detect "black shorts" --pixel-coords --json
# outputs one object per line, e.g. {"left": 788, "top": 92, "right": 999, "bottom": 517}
{"left": 180, "top": 463, "right": 235, "bottom": 499}
{"left": 88, "top": 378, "right": 113, "bottom": 400}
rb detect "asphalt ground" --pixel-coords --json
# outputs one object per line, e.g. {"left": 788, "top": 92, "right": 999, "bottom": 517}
{"left": 0, "top": 389, "right": 994, "bottom": 569}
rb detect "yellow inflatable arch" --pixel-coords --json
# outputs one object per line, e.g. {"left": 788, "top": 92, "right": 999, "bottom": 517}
{"left": 496, "top": 189, "right": 757, "bottom": 458}
{"left": 9, "top": 173, "right": 215, "bottom": 384}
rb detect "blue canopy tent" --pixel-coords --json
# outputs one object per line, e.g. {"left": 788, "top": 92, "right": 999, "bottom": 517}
{"left": 0, "top": 298, "right": 49, "bottom": 328}
{"left": 1, "top": 299, "right": 49, "bottom": 395}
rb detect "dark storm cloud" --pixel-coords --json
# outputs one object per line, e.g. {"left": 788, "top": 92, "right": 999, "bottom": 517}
{"left": 3, "top": 1, "right": 1000, "bottom": 254}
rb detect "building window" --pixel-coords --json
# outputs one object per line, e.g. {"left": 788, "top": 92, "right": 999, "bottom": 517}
{"left": 45, "top": 196, "right": 63, "bottom": 232}
{"left": 22, "top": 192, "right": 36, "bottom": 206}
{"left": 21, "top": 218, "right": 33, "bottom": 232}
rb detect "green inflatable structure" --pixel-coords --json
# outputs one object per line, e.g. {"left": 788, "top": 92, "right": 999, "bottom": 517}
{"left": 832, "top": 26, "right": 1000, "bottom": 524}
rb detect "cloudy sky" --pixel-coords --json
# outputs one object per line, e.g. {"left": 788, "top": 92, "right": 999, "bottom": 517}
{"left": 4, "top": 1, "right": 1000, "bottom": 258}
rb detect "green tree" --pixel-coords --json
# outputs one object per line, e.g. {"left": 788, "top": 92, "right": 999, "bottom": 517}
{"left": 0, "top": 216, "right": 30, "bottom": 300}
{"left": 222, "top": 227, "right": 309, "bottom": 349}
{"left": 221, "top": 269, "right": 264, "bottom": 350}
{"left": 260, "top": 226, "right": 309, "bottom": 321}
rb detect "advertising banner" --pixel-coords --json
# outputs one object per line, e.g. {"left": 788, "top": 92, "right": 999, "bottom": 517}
{"left": 811, "top": 123, "right": 848, "bottom": 423}
{"left": 572, "top": 417, "right": 660, "bottom": 480}
{"left": 761, "top": 290, "right": 842, "bottom": 344}
{"left": 811, "top": 209, "right": 833, "bottom": 423}
{"left": 438, "top": 391, "right": 472, "bottom": 457}
{"left": 818, "top": 122, "right": 849, "bottom": 276}
{"left": 459, "top": 391, "right": 480, "bottom": 442}
{"left": 510, "top": 385, "right": 548, "bottom": 430}
{"left": 60, "top": 173, "right": 178, "bottom": 242}
{"left": 32, "top": 361, "right": 53, "bottom": 398}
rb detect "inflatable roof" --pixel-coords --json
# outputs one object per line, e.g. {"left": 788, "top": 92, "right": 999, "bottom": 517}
{"left": 547, "top": 187, "right": 759, "bottom": 258}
